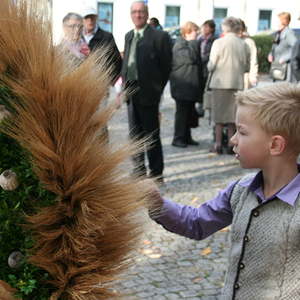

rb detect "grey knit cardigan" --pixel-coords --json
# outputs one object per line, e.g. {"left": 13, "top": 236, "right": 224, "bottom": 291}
{"left": 221, "top": 174, "right": 300, "bottom": 300}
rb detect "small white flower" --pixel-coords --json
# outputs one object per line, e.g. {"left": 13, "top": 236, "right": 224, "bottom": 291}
{"left": 0, "top": 170, "right": 19, "bottom": 191}
{"left": 8, "top": 251, "right": 24, "bottom": 268}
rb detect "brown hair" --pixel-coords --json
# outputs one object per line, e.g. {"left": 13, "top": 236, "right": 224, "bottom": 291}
{"left": 180, "top": 21, "right": 199, "bottom": 37}
{"left": 278, "top": 12, "right": 291, "bottom": 25}
{"left": 236, "top": 82, "right": 300, "bottom": 153}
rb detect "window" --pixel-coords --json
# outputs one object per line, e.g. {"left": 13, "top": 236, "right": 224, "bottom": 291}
{"left": 213, "top": 8, "right": 227, "bottom": 36}
{"left": 258, "top": 10, "right": 272, "bottom": 31}
{"left": 165, "top": 6, "right": 180, "bottom": 28}
{"left": 97, "top": 2, "right": 113, "bottom": 33}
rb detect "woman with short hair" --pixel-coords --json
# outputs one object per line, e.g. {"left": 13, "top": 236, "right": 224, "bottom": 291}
{"left": 61, "top": 12, "right": 90, "bottom": 60}
{"left": 207, "top": 17, "right": 250, "bottom": 154}
{"left": 170, "top": 21, "right": 204, "bottom": 148}
{"left": 268, "top": 12, "right": 297, "bottom": 82}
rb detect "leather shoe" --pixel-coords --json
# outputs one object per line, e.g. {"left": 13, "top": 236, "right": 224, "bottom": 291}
{"left": 187, "top": 139, "right": 199, "bottom": 146}
{"left": 172, "top": 141, "right": 187, "bottom": 148}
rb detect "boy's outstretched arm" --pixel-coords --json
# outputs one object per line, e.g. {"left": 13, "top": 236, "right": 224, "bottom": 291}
{"left": 147, "top": 181, "right": 236, "bottom": 240}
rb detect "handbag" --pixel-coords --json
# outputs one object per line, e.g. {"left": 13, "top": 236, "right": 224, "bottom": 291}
{"left": 270, "top": 61, "right": 288, "bottom": 81}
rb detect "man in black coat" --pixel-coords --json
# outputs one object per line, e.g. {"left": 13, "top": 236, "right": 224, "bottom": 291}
{"left": 121, "top": 1, "right": 172, "bottom": 182}
{"left": 82, "top": 7, "right": 122, "bottom": 84}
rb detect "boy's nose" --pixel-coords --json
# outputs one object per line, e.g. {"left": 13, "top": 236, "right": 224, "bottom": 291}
{"left": 230, "top": 132, "right": 237, "bottom": 145}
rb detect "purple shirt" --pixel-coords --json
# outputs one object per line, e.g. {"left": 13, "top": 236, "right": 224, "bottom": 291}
{"left": 154, "top": 171, "right": 300, "bottom": 240}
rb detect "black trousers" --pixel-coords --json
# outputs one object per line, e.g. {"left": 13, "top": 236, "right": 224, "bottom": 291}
{"left": 173, "top": 100, "right": 197, "bottom": 144}
{"left": 127, "top": 95, "right": 163, "bottom": 177}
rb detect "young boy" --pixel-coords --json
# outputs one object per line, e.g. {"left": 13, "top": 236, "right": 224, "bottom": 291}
{"left": 149, "top": 82, "right": 300, "bottom": 299}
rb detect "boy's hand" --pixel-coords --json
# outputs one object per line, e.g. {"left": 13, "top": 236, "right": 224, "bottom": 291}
{"left": 142, "top": 179, "right": 163, "bottom": 217}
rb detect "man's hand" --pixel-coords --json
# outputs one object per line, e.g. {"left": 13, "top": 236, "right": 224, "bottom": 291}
{"left": 114, "top": 92, "right": 124, "bottom": 109}
{"left": 268, "top": 54, "right": 273, "bottom": 63}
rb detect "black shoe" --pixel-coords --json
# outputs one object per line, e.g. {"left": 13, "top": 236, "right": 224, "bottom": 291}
{"left": 187, "top": 139, "right": 199, "bottom": 146}
{"left": 209, "top": 145, "right": 223, "bottom": 154}
{"left": 172, "top": 141, "right": 187, "bottom": 148}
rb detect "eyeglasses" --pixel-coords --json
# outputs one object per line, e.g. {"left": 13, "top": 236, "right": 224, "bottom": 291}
{"left": 131, "top": 10, "right": 147, "bottom": 15}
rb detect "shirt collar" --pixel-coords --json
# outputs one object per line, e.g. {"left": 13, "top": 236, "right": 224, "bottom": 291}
{"left": 83, "top": 24, "right": 98, "bottom": 36}
{"left": 239, "top": 167, "right": 300, "bottom": 206}
{"left": 134, "top": 24, "right": 148, "bottom": 38}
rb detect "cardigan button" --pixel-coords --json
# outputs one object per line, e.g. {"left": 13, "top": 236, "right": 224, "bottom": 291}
{"left": 239, "top": 262, "right": 245, "bottom": 270}
{"left": 234, "top": 282, "right": 240, "bottom": 290}
{"left": 244, "top": 235, "right": 249, "bottom": 242}
{"left": 252, "top": 210, "right": 259, "bottom": 217}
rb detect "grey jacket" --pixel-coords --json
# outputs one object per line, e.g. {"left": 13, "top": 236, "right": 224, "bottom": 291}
{"left": 270, "top": 27, "right": 297, "bottom": 82}
{"left": 291, "top": 39, "right": 300, "bottom": 82}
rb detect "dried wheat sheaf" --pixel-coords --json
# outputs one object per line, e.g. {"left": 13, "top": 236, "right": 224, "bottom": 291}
{"left": 0, "top": 0, "right": 150, "bottom": 299}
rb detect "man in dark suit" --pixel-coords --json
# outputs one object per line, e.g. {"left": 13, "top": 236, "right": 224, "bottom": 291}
{"left": 121, "top": 1, "right": 172, "bottom": 182}
{"left": 82, "top": 7, "right": 122, "bottom": 83}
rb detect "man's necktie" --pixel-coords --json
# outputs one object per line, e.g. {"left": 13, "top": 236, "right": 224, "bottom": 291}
{"left": 127, "top": 32, "right": 141, "bottom": 81}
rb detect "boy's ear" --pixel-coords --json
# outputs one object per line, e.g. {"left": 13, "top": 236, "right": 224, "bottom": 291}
{"left": 269, "top": 135, "right": 286, "bottom": 155}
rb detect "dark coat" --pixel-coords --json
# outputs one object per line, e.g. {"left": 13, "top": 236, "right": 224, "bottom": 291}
{"left": 88, "top": 27, "right": 122, "bottom": 84}
{"left": 198, "top": 34, "right": 217, "bottom": 78}
{"left": 170, "top": 38, "right": 204, "bottom": 102}
{"left": 121, "top": 25, "right": 172, "bottom": 105}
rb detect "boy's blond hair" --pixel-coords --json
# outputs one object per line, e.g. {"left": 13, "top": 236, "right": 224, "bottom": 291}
{"left": 235, "top": 82, "right": 300, "bottom": 153}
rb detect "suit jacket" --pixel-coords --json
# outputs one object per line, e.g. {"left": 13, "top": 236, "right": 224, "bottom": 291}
{"left": 121, "top": 25, "right": 172, "bottom": 105}
{"left": 88, "top": 27, "right": 122, "bottom": 84}
{"left": 207, "top": 33, "right": 250, "bottom": 90}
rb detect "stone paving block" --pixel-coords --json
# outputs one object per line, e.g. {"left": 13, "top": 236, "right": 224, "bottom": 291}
{"left": 179, "top": 289, "right": 202, "bottom": 298}
{"left": 164, "top": 293, "right": 181, "bottom": 299}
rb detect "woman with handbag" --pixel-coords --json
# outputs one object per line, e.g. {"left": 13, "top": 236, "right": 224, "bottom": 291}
{"left": 268, "top": 12, "right": 297, "bottom": 82}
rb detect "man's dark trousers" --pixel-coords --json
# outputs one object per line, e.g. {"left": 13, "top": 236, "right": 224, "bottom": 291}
{"left": 127, "top": 91, "right": 163, "bottom": 177}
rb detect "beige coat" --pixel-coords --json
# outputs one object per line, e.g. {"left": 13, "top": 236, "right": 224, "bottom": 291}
{"left": 207, "top": 33, "right": 250, "bottom": 90}
{"left": 244, "top": 37, "right": 258, "bottom": 89}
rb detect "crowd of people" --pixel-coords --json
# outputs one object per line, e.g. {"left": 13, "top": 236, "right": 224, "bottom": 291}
{"left": 59, "top": 1, "right": 300, "bottom": 184}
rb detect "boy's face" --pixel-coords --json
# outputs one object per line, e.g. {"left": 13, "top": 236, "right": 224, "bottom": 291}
{"left": 230, "top": 105, "right": 272, "bottom": 169}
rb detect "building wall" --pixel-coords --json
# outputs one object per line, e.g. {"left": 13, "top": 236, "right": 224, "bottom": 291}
{"left": 52, "top": 0, "right": 300, "bottom": 51}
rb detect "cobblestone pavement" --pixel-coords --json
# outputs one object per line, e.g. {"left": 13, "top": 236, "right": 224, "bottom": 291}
{"left": 108, "top": 79, "right": 270, "bottom": 299}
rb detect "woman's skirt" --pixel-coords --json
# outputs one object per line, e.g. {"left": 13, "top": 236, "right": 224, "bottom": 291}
{"left": 211, "top": 89, "right": 237, "bottom": 123}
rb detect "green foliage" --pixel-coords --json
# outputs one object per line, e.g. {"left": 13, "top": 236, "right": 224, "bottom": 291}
{"left": 252, "top": 34, "right": 274, "bottom": 74}
{"left": 0, "top": 85, "right": 56, "bottom": 299}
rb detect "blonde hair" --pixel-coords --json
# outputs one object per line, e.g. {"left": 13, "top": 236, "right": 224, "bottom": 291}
{"left": 235, "top": 83, "right": 300, "bottom": 153}
{"left": 180, "top": 21, "right": 199, "bottom": 37}
{"left": 278, "top": 12, "right": 291, "bottom": 25}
